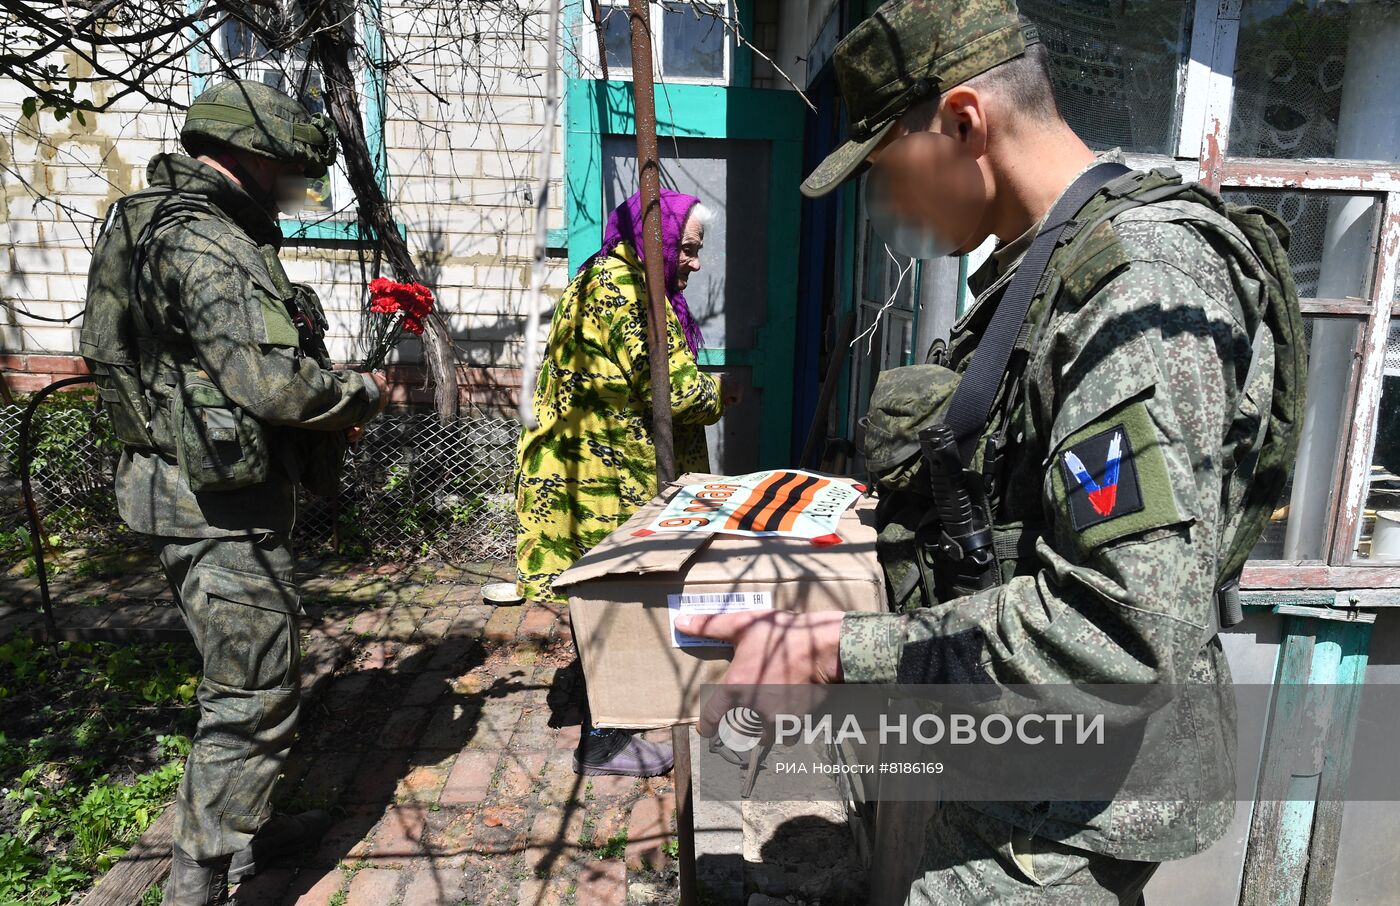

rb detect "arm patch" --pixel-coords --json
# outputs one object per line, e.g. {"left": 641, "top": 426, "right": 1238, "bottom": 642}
{"left": 1060, "top": 423, "right": 1143, "bottom": 531}
{"left": 1050, "top": 399, "right": 1189, "bottom": 552}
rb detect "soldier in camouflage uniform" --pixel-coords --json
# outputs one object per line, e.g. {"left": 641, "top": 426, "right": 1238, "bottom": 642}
{"left": 80, "top": 80, "right": 388, "bottom": 905}
{"left": 677, "top": 0, "right": 1278, "bottom": 902}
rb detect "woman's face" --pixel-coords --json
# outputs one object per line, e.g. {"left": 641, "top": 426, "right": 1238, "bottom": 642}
{"left": 677, "top": 215, "right": 705, "bottom": 291}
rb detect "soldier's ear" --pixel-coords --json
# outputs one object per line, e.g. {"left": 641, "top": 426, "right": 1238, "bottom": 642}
{"left": 939, "top": 86, "right": 988, "bottom": 158}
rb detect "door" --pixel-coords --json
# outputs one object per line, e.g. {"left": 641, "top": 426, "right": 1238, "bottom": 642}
{"left": 565, "top": 79, "right": 805, "bottom": 473}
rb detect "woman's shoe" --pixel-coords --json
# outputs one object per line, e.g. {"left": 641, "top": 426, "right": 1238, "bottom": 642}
{"left": 573, "top": 727, "right": 674, "bottom": 777}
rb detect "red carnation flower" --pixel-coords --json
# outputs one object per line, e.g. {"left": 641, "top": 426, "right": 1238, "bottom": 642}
{"left": 362, "top": 278, "right": 436, "bottom": 369}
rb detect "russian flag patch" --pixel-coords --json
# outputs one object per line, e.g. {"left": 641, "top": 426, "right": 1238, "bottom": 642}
{"left": 1060, "top": 424, "right": 1144, "bottom": 531}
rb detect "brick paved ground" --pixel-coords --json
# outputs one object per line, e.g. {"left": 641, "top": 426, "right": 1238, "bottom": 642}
{"left": 2, "top": 551, "right": 684, "bottom": 906}
{"left": 243, "top": 559, "right": 685, "bottom": 906}
{"left": 6, "top": 547, "right": 874, "bottom": 905}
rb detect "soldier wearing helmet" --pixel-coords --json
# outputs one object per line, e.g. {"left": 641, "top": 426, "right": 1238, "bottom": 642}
{"left": 180, "top": 79, "right": 340, "bottom": 217}
{"left": 80, "top": 80, "right": 389, "bottom": 905}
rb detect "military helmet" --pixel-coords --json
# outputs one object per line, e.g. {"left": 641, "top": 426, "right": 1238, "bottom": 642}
{"left": 181, "top": 79, "right": 338, "bottom": 178}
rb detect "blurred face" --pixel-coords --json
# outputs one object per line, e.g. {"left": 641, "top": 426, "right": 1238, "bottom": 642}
{"left": 226, "top": 151, "right": 308, "bottom": 214}
{"left": 864, "top": 88, "right": 992, "bottom": 258}
{"left": 677, "top": 214, "right": 705, "bottom": 290}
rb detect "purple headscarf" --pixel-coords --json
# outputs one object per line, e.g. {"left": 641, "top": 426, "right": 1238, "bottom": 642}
{"left": 586, "top": 189, "right": 705, "bottom": 356}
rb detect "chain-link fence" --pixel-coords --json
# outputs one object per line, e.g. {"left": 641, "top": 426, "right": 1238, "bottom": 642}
{"left": 1, "top": 405, "right": 22, "bottom": 534}
{"left": 0, "top": 390, "right": 521, "bottom": 562}
{"left": 297, "top": 411, "right": 521, "bottom": 561}
{"left": 0, "top": 394, "right": 121, "bottom": 549}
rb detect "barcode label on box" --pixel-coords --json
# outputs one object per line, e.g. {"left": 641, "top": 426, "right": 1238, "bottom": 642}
{"left": 667, "top": 591, "right": 773, "bottom": 648}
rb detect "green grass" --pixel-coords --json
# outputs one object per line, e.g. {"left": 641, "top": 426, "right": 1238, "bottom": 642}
{"left": 0, "top": 637, "right": 198, "bottom": 904}
{"left": 595, "top": 828, "right": 628, "bottom": 860}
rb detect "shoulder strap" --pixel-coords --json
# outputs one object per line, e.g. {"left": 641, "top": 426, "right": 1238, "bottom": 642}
{"left": 126, "top": 191, "right": 219, "bottom": 346}
{"left": 944, "top": 162, "right": 1133, "bottom": 464}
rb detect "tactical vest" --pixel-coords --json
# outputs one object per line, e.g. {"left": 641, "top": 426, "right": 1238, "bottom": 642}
{"left": 81, "top": 187, "right": 343, "bottom": 495}
{"left": 863, "top": 167, "right": 1307, "bottom": 631}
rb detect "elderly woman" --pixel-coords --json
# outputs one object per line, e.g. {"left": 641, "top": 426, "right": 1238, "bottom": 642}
{"left": 516, "top": 189, "right": 729, "bottom": 775}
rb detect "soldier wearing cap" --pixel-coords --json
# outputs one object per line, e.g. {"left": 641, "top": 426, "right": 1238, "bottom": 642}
{"left": 81, "top": 80, "right": 388, "bottom": 904}
{"left": 676, "top": 0, "right": 1279, "bottom": 901}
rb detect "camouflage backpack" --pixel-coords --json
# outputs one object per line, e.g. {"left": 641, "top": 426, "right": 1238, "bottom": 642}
{"left": 862, "top": 167, "right": 1307, "bottom": 630}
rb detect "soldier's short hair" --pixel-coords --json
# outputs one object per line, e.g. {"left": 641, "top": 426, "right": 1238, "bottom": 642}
{"left": 902, "top": 43, "right": 1060, "bottom": 132}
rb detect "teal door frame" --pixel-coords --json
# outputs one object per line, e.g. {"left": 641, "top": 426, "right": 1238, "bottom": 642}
{"left": 564, "top": 77, "right": 806, "bottom": 468}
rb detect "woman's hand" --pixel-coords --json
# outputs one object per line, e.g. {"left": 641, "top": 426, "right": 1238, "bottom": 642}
{"left": 368, "top": 371, "right": 390, "bottom": 414}
{"left": 719, "top": 372, "right": 744, "bottom": 408}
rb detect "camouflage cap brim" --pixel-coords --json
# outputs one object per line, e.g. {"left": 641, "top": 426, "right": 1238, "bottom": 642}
{"left": 800, "top": 119, "right": 895, "bottom": 199}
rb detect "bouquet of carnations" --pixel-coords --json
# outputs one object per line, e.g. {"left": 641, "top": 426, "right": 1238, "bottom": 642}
{"left": 361, "top": 277, "right": 434, "bottom": 370}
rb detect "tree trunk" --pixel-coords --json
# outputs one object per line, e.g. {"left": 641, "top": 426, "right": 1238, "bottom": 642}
{"left": 303, "top": 0, "right": 459, "bottom": 421}
{"left": 627, "top": 0, "right": 676, "bottom": 487}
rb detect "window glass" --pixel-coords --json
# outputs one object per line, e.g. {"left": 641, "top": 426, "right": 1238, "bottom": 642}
{"left": 862, "top": 224, "right": 887, "bottom": 304}
{"left": 894, "top": 310, "right": 915, "bottom": 367}
{"left": 211, "top": 12, "right": 349, "bottom": 219}
{"left": 220, "top": 20, "right": 269, "bottom": 60}
{"left": 849, "top": 220, "right": 917, "bottom": 443}
{"left": 1355, "top": 320, "right": 1400, "bottom": 561}
{"left": 661, "top": 2, "right": 726, "bottom": 79}
{"left": 859, "top": 222, "right": 916, "bottom": 316}
{"left": 1020, "top": 0, "right": 1193, "bottom": 155}
{"left": 601, "top": 7, "right": 634, "bottom": 72}
{"left": 1231, "top": 0, "right": 1400, "bottom": 163}
{"left": 1223, "top": 190, "right": 1378, "bottom": 299}
{"left": 594, "top": 1, "right": 730, "bottom": 83}
{"left": 1251, "top": 316, "right": 1362, "bottom": 560}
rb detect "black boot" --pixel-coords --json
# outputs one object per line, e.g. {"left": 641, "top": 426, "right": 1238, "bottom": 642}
{"left": 228, "top": 809, "right": 333, "bottom": 884}
{"left": 162, "top": 846, "right": 231, "bottom": 906}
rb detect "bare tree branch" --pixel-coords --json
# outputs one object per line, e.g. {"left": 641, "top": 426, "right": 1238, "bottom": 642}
{"left": 2, "top": 0, "right": 793, "bottom": 420}
{"left": 302, "top": 0, "right": 460, "bottom": 421}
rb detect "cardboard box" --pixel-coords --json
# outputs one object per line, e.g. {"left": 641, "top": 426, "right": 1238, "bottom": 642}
{"left": 555, "top": 471, "right": 887, "bottom": 729}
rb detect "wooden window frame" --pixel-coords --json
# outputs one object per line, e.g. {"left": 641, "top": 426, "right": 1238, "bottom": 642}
{"left": 1170, "top": 0, "right": 1400, "bottom": 589}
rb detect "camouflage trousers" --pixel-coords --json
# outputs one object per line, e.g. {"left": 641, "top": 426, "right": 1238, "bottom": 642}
{"left": 906, "top": 801, "right": 1158, "bottom": 905}
{"left": 155, "top": 533, "right": 302, "bottom": 863}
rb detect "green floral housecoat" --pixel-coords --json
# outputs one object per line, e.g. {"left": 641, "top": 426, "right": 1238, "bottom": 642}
{"left": 516, "top": 243, "right": 723, "bottom": 602}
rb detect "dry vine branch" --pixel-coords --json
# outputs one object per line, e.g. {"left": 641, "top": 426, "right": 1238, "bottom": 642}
{"left": 300, "top": 0, "right": 460, "bottom": 421}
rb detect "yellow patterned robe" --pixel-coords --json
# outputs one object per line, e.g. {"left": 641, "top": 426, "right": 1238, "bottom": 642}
{"left": 516, "top": 243, "right": 723, "bottom": 602}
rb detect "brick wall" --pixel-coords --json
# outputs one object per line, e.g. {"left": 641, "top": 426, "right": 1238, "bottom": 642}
{"left": 0, "top": 2, "right": 564, "bottom": 409}
{"left": 0, "top": 354, "right": 89, "bottom": 395}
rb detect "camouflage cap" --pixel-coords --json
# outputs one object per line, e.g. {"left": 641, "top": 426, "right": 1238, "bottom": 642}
{"left": 181, "top": 80, "right": 338, "bottom": 178}
{"left": 801, "top": 0, "right": 1037, "bottom": 198}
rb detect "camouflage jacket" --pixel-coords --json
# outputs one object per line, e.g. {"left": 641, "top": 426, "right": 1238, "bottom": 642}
{"left": 841, "top": 158, "right": 1254, "bottom": 861}
{"left": 93, "top": 154, "right": 380, "bottom": 538}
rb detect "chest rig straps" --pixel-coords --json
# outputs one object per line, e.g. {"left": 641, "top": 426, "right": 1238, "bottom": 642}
{"left": 924, "top": 162, "right": 1133, "bottom": 596}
